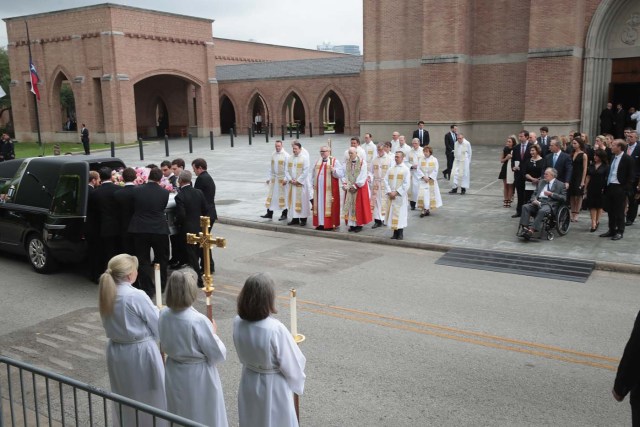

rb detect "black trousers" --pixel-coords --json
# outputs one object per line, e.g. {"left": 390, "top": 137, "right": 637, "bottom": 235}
{"left": 631, "top": 388, "right": 640, "bottom": 426}
{"left": 133, "top": 233, "right": 169, "bottom": 297}
{"left": 82, "top": 139, "right": 90, "bottom": 155}
{"left": 626, "top": 179, "right": 639, "bottom": 222}
{"left": 605, "top": 184, "right": 626, "bottom": 234}
{"left": 445, "top": 151, "right": 454, "bottom": 175}
{"left": 514, "top": 176, "right": 526, "bottom": 215}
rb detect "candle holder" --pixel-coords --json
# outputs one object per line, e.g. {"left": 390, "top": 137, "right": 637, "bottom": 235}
{"left": 294, "top": 333, "right": 306, "bottom": 344}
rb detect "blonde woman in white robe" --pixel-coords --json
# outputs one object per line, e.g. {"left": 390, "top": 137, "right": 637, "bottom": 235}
{"left": 98, "top": 254, "right": 167, "bottom": 427}
{"left": 233, "top": 273, "right": 306, "bottom": 427}
{"left": 159, "top": 268, "right": 228, "bottom": 427}
{"left": 416, "top": 145, "right": 443, "bottom": 217}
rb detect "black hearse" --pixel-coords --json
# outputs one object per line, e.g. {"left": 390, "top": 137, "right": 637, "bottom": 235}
{"left": 0, "top": 157, "right": 126, "bottom": 273}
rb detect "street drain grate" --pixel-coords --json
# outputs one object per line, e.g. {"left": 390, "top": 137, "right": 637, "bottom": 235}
{"left": 435, "top": 248, "right": 594, "bottom": 283}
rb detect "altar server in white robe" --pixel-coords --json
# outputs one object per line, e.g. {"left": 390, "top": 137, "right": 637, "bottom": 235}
{"left": 362, "top": 133, "right": 377, "bottom": 169}
{"left": 293, "top": 140, "right": 314, "bottom": 202}
{"left": 384, "top": 151, "right": 411, "bottom": 240}
{"left": 233, "top": 273, "right": 306, "bottom": 427}
{"left": 416, "top": 145, "right": 443, "bottom": 217}
{"left": 450, "top": 133, "right": 472, "bottom": 194}
{"left": 369, "top": 143, "right": 392, "bottom": 228}
{"left": 159, "top": 268, "right": 228, "bottom": 427}
{"left": 408, "top": 138, "right": 425, "bottom": 210}
{"left": 99, "top": 254, "right": 167, "bottom": 427}
{"left": 397, "top": 135, "right": 412, "bottom": 167}
{"left": 262, "top": 140, "right": 290, "bottom": 220}
{"left": 285, "top": 142, "right": 311, "bottom": 225}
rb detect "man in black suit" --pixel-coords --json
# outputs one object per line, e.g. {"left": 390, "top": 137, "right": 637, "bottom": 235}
{"left": 128, "top": 167, "right": 170, "bottom": 296}
{"left": 601, "top": 139, "right": 635, "bottom": 240}
{"left": 91, "top": 167, "right": 121, "bottom": 273}
{"left": 412, "top": 121, "right": 430, "bottom": 147}
{"left": 443, "top": 124, "right": 457, "bottom": 180}
{"left": 614, "top": 104, "right": 627, "bottom": 139}
{"left": 543, "top": 137, "right": 572, "bottom": 187}
{"left": 613, "top": 308, "right": 640, "bottom": 425}
{"left": 625, "top": 131, "right": 640, "bottom": 225}
{"left": 174, "top": 170, "right": 209, "bottom": 287}
{"left": 600, "top": 102, "right": 615, "bottom": 135}
{"left": 518, "top": 167, "right": 567, "bottom": 237}
{"left": 80, "top": 123, "right": 90, "bottom": 155}
{"left": 192, "top": 157, "right": 218, "bottom": 273}
{"left": 536, "top": 126, "right": 550, "bottom": 157}
{"left": 113, "top": 167, "right": 137, "bottom": 255}
{"left": 511, "top": 130, "right": 532, "bottom": 217}
{"left": 86, "top": 171, "right": 101, "bottom": 282}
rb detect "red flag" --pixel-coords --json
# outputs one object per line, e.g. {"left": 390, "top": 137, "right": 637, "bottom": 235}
{"left": 30, "top": 61, "right": 40, "bottom": 101}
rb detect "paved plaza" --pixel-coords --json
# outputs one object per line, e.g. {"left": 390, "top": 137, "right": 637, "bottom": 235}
{"left": 101, "top": 133, "right": 640, "bottom": 271}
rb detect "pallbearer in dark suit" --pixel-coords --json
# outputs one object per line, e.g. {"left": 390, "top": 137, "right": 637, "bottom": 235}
{"left": 113, "top": 167, "right": 137, "bottom": 255}
{"left": 536, "top": 126, "right": 550, "bottom": 157}
{"left": 91, "top": 167, "right": 121, "bottom": 273}
{"left": 624, "top": 131, "right": 640, "bottom": 225}
{"left": 412, "top": 120, "right": 430, "bottom": 147}
{"left": 443, "top": 124, "right": 457, "bottom": 180}
{"left": 542, "top": 137, "right": 572, "bottom": 186}
{"left": 80, "top": 123, "right": 90, "bottom": 155}
{"left": 86, "top": 171, "right": 101, "bottom": 282}
{"left": 192, "top": 158, "right": 218, "bottom": 273}
{"left": 511, "top": 130, "right": 532, "bottom": 217}
{"left": 128, "top": 167, "right": 170, "bottom": 297}
{"left": 174, "top": 170, "right": 209, "bottom": 287}
{"left": 601, "top": 140, "right": 635, "bottom": 240}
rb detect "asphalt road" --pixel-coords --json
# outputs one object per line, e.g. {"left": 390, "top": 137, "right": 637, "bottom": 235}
{"left": 1, "top": 223, "right": 638, "bottom": 426}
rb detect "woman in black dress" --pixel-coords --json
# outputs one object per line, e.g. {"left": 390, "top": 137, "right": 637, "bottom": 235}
{"left": 584, "top": 149, "right": 609, "bottom": 232}
{"left": 499, "top": 136, "right": 516, "bottom": 207}
{"left": 524, "top": 144, "right": 545, "bottom": 203}
{"left": 569, "top": 137, "right": 588, "bottom": 222}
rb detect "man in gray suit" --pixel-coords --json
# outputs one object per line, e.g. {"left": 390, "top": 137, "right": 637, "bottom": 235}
{"left": 518, "top": 167, "right": 567, "bottom": 237}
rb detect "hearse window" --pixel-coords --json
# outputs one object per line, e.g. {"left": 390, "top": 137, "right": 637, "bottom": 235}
{"left": 51, "top": 175, "right": 80, "bottom": 215}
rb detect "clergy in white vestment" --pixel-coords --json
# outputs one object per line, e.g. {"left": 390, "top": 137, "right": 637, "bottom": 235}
{"left": 362, "top": 133, "right": 377, "bottom": 169}
{"left": 397, "top": 135, "right": 412, "bottom": 168}
{"left": 450, "top": 133, "right": 472, "bottom": 194}
{"left": 416, "top": 145, "right": 443, "bottom": 217}
{"left": 312, "top": 145, "right": 343, "bottom": 230}
{"left": 342, "top": 147, "right": 372, "bottom": 231}
{"left": 369, "top": 143, "right": 392, "bottom": 228}
{"left": 383, "top": 141, "right": 394, "bottom": 160}
{"left": 384, "top": 151, "right": 411, "bottom": 240}
{"left": 292, "top": 140, "right": 314, "bottom": 202}
{"left": 159, "top": 268, "right": 228, "bottom": 427}
{"left": 408, "top": 138, "right": 426, "bottom": 210}
{"left": 233, "top": 273, "right": 306, "bottom": 427}
{"left": 390, "top": 131, "right": 401, "bottom": 153}
{"left": 343, "top": 136, "right": 366, "bottom": 164}
{"left": 262, "top": 140, "right": 290, "bottom": 220}
{"left": 285, "top": 142, "right": 311, "bottom": 225}
{"left": 98, "top": 254, "right": 167, "bottom": 427}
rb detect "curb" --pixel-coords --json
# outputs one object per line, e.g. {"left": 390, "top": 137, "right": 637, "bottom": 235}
{"left": 217, "top": 217, "right": 639, "bottom": 275}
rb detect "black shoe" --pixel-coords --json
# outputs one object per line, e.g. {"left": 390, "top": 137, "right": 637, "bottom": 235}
{"left": 287, "top": 219, "right": 300, "bottom": 225}
{"left": 300, "top": 219, "right": 307, "bottom": 226}
{"left": 260, "top": 210, "right": 273, "bottom": 219}
{"left": 511, "top": 214, "right": 520, "bottom": 218}
{"left": 449, "top": 188, "right": 458, "bottom": 194}
{"left": 460, "top": 188, "right": 466, "bottom": 195}
{"left": 625, "top": 220, "right": 634, "bottom": 226}
{"left": 354, "top": 226, "right": 363, "bottom": 233}
{"left": 599, "top": 231, "right": 614, "bottom": 238}
{"left": 397, "top": 229, "right": 404, "bottom": 240}
{"left": 410, "top": 202, "right": 416, "bottom": 210}
{"left": 390, "top": 230, "right": 398, "bottom": 239}
{"left": 372, "top": 222, "right": 382, "bottom": 229}
{"left": 612, "top": 233, "right": 623, "bottom": 241}
{"left": 348, "top": 226, "right": 355, "bottom": 232}
{"left": 315, "top": 226, "right": 325, "bottom": 230}
{"left": 279, "top": 209, "right": 288, "bottom": 221}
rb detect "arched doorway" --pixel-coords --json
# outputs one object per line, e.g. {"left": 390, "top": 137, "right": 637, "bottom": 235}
{"left": 582, "top": 0, "right": 640, "bottom": 137}
{"left": 51, "top": 71, "right": 76, "bottom": 132}
{"left": 283, "top": 92, "right": 306, "bottom": 134}
{"left": 134, "top": 74, "right": 200, "bottom": 138}
{"left": 250, "top": 93, "right": 268, "bottom": 134}
{"left": 319, "top": 90, "right": 345, "bottom": 135}
{"left": 220, "top": 95, "right": 236, "bottom": 134}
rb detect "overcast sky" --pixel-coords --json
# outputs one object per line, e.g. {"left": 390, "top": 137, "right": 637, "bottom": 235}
{"left": 0, "top": 0, "right": 363, "bottom": 51}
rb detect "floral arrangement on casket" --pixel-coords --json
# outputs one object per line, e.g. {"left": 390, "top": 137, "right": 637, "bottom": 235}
{"left": 111, "top": 167, "right": 175, "bottom": 192}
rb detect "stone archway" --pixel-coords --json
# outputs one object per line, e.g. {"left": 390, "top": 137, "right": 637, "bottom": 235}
{"left": 283, "top": 92, "right": 306, "bottom": 134}
{"left": 249, "top": 92, "right": 268, "bottom": 134}
{"left": 582, "top": 0, "right": 640, "bottom": 137}
{"left": 319, "top": 90, "right": 346, "bottom": 135}
{"left": 50, "top": 70, "right": 76, "bottom": 133}
{"left": 220, "top": 95, "right": 236, "bottom": 134}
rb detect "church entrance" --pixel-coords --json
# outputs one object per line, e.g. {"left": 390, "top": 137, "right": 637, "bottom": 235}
{"left": 609, "top": 57, "right": 640, "bottom": 110}
{"left": 220, "top": 95, "right": 236, "bottom": 134}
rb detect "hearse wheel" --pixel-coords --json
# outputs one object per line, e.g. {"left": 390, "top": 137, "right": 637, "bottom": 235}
{"left": 27, "top": 234, "right": 57, "bottom": 274}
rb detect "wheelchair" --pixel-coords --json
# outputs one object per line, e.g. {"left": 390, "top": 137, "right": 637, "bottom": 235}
{"left": 517, "top": 202, "right": 570, "bottom": 241}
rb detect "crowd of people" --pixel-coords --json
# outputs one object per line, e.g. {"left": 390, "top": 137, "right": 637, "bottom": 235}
{"left": 260, "top": 123, "right": 469, "bottom": 240}
{"left": 502, "top": 126, "right": 640, "bottom": 241}
{"left": 87, "top": 157, "right": 218, "bottom": 296}
{"left": 98, "top": 255, "right": 305, "bottom": 427}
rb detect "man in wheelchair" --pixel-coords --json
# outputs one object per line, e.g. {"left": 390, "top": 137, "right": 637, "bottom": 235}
{"left": 517, "top": 167, "right": 567, "bottom": 239}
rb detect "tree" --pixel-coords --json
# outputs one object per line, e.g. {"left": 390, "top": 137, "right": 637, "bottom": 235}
{"left": 0, "top": 47, "right": 12, "bottom": 133}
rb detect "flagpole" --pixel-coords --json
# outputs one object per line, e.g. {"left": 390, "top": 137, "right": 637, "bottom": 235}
{"left": 25, "top": 21, "right": 43, "bottom": 153}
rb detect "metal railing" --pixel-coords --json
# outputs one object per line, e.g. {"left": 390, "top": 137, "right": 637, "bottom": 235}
{"left": 0, "top": 356, "right": 205, "bottom": 427}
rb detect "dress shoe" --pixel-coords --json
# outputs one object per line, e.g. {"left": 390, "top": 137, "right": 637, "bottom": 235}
{"left": 396, "top": 229, "right": 404, "bottom": 240}
{"left": 390, "top": 230, "right": 398, "bottom": 239}
{"left": 260, "top": 210, "right": 273, "bottom": 219}
{"left": 599, "top": 231, "right": 614, "bottom": 237}
{"left": 449, "top": 188, "right": 458, "bottom": 194}
{"left": 354, "top": 226, "right": 363, "bottom": 233}
{"left": 278, "top": 209, "right": 288, "bottom": 220}
{"left": 315, "top": 226, "right": 324, "bottom": 230}
{"left": 300, "top": 219, "right": 307, "bottom": 226}
{"left": 511, "top": 214, "right": 520, "bottom": 218}
{"left": 287, "top": 219, "right": 300, "bottom": 225}
{"left": 372, "top": 222, "right": 382, "bottom": 229}
{"left": 625, "top": 220, "right": 634, "bottom": 226}
{"left": 460, "top": 188, "right": 466, "bottom": 195}
{"left": 348, "top": 226, "right": 355, "bottom": 232}
{"left": 589, "top": 226, "right": 597, "bottom": 233}
{"left": 612, "top": 233, "right": 623, "bottom": 241}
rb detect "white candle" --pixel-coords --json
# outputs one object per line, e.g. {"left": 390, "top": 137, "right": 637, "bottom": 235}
{"left": 290, "top": 289, "right": 297, "bottom": 337}
{"left": 154, "top": 264, "right": 162, "bottom": 307}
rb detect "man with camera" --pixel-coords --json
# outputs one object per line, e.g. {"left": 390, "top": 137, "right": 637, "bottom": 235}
{"left": 518, "top": 167, "right": 566, "bottom": 238}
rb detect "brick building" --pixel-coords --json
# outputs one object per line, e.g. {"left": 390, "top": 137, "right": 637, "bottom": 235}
{"left": 3, "top": 1, "right": 640, "bottom": 145}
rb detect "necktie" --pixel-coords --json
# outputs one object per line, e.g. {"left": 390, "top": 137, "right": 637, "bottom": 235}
{"left": 521, "top": 144, "right": 525, "bottom": 157}
{"left": 628, "top": 145, "right": 633, "bottom": 156}
{"left": 608, "top": 156, "right": 618, "bottom": 184}
{"left": 553, "top": 153, "right": 558, "bottom": 167}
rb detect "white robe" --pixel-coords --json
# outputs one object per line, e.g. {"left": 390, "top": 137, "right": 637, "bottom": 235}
{"left": 408, "top": 148, "right": 425, "bottom": 202}
{"left": 384, "top": 163, "right": 410, "bottom": 230}
{"left": 452, "top": 139, "right": 472, "bottom": 189}
{"left": 300, "top": 147, "right": 313, "bottom": 199}
{"left": 369, "top": 154, "right": 392, "bottom": 221}
{"left": 390, "top": 139, "right": 400, "bottom": 153}
{"left": 416, "top": 155, "right": 443, "bottom": 210}
{"left": 233, "top": 316, "right": 306, "bottom": 427}
{"left": 363, "top": 141, "right": 376, "bottom": 167}
{"left": 285, "top": 154, "right": 311, "bottom": 218}
{"left": 266, "top": 150, "right": 290, "bottom": 211}
{"left": 343, "top": 146, "right": 366, "bottom": 164}
{"left": 398, "top": 143, "right": 412, "bottom": 168}
{"left": 159, "top": 307, "right": 228, "bottom": 427}
{"left": 101, "top": 283, "right": 167, "bottom": 427}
